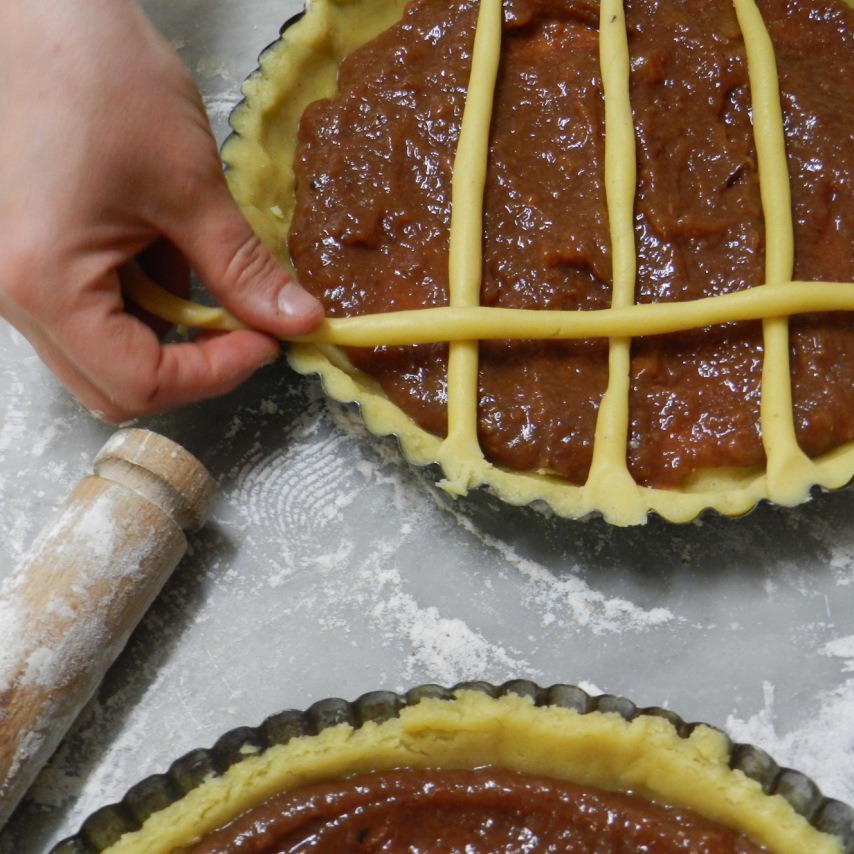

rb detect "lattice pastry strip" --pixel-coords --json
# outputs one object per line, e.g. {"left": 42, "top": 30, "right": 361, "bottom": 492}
{"left": 584, "top": 0, "right": 638, "bottom": 519}
{"left": 126, "top": 0, "right": 854, "bottom": 525}
{"left": 733, "top": 0, "right": 814, "bottom": 504}
{"left": 439, "top": 0, "right": 501, "bottom": 492}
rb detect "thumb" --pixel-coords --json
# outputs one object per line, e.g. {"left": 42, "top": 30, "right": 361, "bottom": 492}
{"left": 171, "top": 181, "right": 324, "bottom": 338}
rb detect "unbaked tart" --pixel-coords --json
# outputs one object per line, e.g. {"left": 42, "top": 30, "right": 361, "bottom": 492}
{"left": 54, "top": 683, "right": 854, "bottom": 852}
{"left": 129, "top": 0, "right": 854, "bottom": 525}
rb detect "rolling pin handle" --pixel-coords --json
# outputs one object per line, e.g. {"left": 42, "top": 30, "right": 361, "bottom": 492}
{"left": 93, "top": 428, "right": 217, "bottom": 532}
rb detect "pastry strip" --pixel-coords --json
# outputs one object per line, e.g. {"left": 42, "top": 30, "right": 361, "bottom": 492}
{"left": 438, "top": 0, "right": 503, "bottom": 494}
{"left": 584, "top": 0, "right": 642, "bottom": 519}
{"left": 125, "top": 279, "right": 854, "bottom": 345}
{"left": 732, "top": 0, "right": 814, "bottom": 506}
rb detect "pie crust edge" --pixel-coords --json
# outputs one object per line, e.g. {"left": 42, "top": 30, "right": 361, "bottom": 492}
{"left": 220, "top": 0, "right": 854, "bottom": 526}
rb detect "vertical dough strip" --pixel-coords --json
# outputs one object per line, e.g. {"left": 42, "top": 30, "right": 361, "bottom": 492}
{"left": 732, "top": 0, "right": 817, "bottom": 505}
{"left": 437, "top": 0, "right": 503, "bottom": 494}
{"left": 583, "top": 0, "right": 644, "bottom": 520}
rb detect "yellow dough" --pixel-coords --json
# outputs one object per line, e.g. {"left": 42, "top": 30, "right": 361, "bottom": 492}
{"left": 101, "top": 690, "right": 842, "bottom": 853}
{"left": 127, "top": 0, "right": 854, "bottom": 525}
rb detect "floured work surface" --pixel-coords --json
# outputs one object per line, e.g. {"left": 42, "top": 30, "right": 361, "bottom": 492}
{"left": 2, "top": 1, "right": 854, "bottom": 851}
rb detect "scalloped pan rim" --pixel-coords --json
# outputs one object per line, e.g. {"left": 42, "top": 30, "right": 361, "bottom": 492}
{"left": 53, "top": 681, "right": 854, "bottom": 853}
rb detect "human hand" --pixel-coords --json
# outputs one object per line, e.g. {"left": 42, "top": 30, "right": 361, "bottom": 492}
{"left": 0, "top": 0, "right": 323, "bottom": 423}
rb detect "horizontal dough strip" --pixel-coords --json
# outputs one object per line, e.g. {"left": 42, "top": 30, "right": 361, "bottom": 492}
{"left": 126, "top": 277, "right": 854, "bottom": 345}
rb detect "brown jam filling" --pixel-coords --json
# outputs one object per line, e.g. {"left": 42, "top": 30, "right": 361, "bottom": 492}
{"left": 187, "top": 766, "right": 767, "bottom": 852}
{"left": 288, "top": 0, "right": 854, "bottom": 489}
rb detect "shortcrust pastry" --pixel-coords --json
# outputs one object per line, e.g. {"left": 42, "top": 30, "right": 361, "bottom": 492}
{"left": 56, "top": 686, "right": 852, "bottom": 852}
{"left": 129, "top": 0, "right": 854, "bottom": 525}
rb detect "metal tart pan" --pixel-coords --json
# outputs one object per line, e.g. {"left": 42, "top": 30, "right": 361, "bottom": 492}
{"left": 215, "top": 1, "right": 854, "bottom": 527}
{"left": 52, "top": 679, "right": 854, "bottom": 853}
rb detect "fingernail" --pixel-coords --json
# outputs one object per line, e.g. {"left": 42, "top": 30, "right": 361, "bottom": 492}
{"left": 277, "top": 281, "right": 322, "bottom": 318}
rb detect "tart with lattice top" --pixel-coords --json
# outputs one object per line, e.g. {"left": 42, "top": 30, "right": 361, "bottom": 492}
{"left": 132, "top": 0, "right": 854, "bottom": 524}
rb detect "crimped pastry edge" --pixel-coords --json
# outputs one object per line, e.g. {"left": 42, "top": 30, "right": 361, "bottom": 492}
{"left": 54, "top": 681, "right": 854, "bottom": 853}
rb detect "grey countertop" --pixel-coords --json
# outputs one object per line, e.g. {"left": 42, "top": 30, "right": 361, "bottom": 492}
{"left": 1, "top": 1, "right": 853, "bottom": 850}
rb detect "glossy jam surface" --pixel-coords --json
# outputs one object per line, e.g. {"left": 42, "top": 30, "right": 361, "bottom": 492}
{"left": 188, "top": 767, "right": 767, "bottom": 852}
{"left": 289, "top": 0, "right": 854, "bottom": 488}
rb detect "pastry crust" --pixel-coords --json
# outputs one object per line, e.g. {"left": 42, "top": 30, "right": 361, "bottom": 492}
{"left": 212, "top": 0, "right": 854, "bottom": 525}
{"left": 99, "top": 689, "right": 841, "bottom": 853}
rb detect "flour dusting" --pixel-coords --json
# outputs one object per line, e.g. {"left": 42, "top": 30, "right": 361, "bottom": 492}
{"left": 370, "top": 572, "right": 528, "bottom": 685}
{"left": 204, "top": 93, "right": 240, "bottom": 124}
{"left": 435, "top": 494, "right": 675, "bottom": 635}
{"left": 726, "top": 648, "right": 854, "bottom": 804}
{"left": 4, "top": 319, "right": 854, "bottom": 849}
{"left": 210, "top": 396, "right": 685, "bottom": 699}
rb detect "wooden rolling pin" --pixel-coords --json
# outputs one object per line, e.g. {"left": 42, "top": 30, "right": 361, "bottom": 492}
{"left": 0, "top": 428, "right": 217, "bottom": 827}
